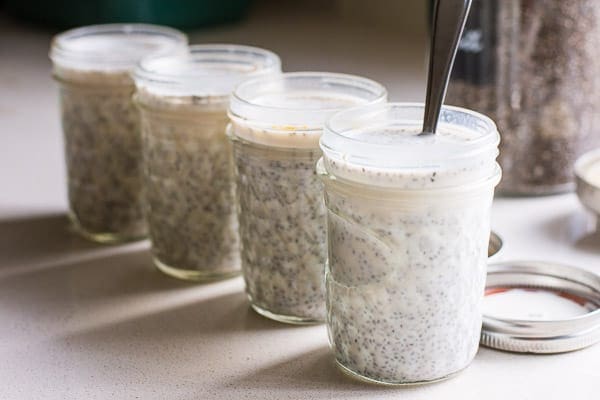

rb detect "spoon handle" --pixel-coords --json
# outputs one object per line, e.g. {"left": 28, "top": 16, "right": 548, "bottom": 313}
{"left": 422, "top": 0, "right": 472, "bottom": 135}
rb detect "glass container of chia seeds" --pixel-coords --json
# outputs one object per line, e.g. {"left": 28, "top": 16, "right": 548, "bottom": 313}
{"left": 228, "top": 72, "right": 387, "bottom": 324}
{"left": 446, "top": 0, "right": 600, "bottom": 195}
{"left": 50, "top": 24, "right": 187, "bottom": 243}
{"left": 318, "top": 103, "right": 501, "bottom": 384}
{"left": 133, "top": 44, "right": 281, "bottom": 282}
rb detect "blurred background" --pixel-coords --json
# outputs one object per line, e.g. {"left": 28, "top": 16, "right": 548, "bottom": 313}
{"left": 0, "top": 0, "right": 428, "bottom": 215}
{"left": 1, "top": 0, "right": 428, "bottom": 89}
{"left": 3, "top": 0, "right": 428, "bottom": 33}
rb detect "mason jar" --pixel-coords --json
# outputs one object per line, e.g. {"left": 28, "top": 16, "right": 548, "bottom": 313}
{"left": 318, "top": 103, "right": 501, "bottom": 384}
{"left": 228, "top": 72, "right": 387, "bottom": 323}
{"left": 50, "top": 24, "right": 187, "bottom": 243}
{"left": 447, "top": 0, "right": 600, "bottom": 195}
{"left": 133, "top": 45, "right": 281, "bottom": 281}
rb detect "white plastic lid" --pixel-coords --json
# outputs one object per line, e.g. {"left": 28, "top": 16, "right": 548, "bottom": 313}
{"left": 134, "top": 44, "right": 281, "bottom": 97}
{"left": 229, "top": 72, "right": 388, "bottom": 130}
{"left": 320, "top": 102, "right": 500, "bottom": 189}
{"left": 50, "top": 23, "right": 188, "bottom": 71}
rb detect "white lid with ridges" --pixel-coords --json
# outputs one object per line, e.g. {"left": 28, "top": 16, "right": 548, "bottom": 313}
{"left": 228, "top": 72, "right": 387, "bottom": 148}
{"left": 134, "top": 44, "right": 281, "bottom": 97}
{"left": 50, "top": 23, "right": 188, "bottom": 71}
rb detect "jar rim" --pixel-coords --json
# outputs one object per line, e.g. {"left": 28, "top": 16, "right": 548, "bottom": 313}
{"left": 50, "top": 23, "right": 188, "bottom": 71}
{"left": 321, "top": 102, "right": 500, "bottom": 171}
{"left": 228, "top": 72, "right": 388, "bottom": 129}
{"left": 134, "top": 44, "right": 282, "bottom": 97}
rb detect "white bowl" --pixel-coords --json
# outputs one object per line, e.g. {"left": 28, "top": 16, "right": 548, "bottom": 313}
{"left": 574, "top": 148, "right": 600, "bottom": 215}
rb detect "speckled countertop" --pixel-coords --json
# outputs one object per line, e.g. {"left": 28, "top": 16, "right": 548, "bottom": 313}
{"left": 1, "top": 4, "right": 600, "bottom": 399}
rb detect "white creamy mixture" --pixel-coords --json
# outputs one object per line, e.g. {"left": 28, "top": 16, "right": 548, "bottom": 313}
{"left": 231, "top": 91, "right": 356, "bottom": 149}
{"left": 321, "top": 126, "right": 499, "bottom": 383}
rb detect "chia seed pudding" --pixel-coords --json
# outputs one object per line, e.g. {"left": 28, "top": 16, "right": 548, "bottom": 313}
{"left": 319, "top": 103, "right": 501, "bottom": 384}
{"left": 50, "top": 24, "right": 187, "bottom": 243}
{"left": 228, "top": 72, "right": 387, "bottom": 323}
{"left": 134, "top": 45, "right": 281, "bottom": 281}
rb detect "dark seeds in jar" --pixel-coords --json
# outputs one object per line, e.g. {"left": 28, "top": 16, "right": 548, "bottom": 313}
{"left": 233, "top": 140, "right": 327, "bottom": 321}
{"left": 140, "top": 96, "right": 240, "bottom": 278}
{"left": 447, "top": 0, "right": 600, "bottom": 194}
{"left": 60, "top": 83, "right": 146, "bottom": 239}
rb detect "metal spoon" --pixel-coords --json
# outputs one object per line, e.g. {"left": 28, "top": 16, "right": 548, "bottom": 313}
{"left": 421, "top": 0, "right": 473, "bottom": 135}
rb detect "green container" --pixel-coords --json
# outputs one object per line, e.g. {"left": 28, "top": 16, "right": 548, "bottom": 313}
{"left": 5, "top": 0, "right": 252, "bottom": 29}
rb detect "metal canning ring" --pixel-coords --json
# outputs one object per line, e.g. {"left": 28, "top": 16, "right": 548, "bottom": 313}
{"left": 481, "top": 261, "right": 600, "bottom": 354}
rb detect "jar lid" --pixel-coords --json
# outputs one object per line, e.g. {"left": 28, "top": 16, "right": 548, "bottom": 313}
{"left": 134, "top": 44, "right": 281, "bottom": 97}
{"left": 320, "top": 102, "right": 500, "bottom": 189}
{"left": 482, "top": 261, "right": 600, "bottom": 353}
{"left": 228, "top": 72, "right": 387, "bottom": 142}
{"left": 50, "top": 24, "right": 188, "bottom": 71}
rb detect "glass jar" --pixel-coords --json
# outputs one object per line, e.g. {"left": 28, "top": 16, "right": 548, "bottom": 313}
{"left": 50, "top": 24, "right": 187, "bottom": 243}
{"left": 447, "top": 0, "right": 600, "bottom": 195}
{"left": 318, "top": 103, "right": 501, "bottom": 384}
{"left": 228, "top": 72, "right": 387, "bottom": 324}
{"left": 133, "top": 45, "right": 281, "bottom": 281}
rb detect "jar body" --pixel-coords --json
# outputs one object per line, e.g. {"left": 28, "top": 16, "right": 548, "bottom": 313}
{"left": 230, "top": 131, "right": 327, "bottom": 323}
{"left": 51, "top": 24, "right": 187, "bottom": 242}
{"left": 57, "top": 73, "right": 146, "bottom": 242}
{"left": 447, "top": 0, "right": 600, "bottom": 195}
{"left": 228, "top": 72, "right": 387, "bottom": 323}
{"left": 320, "top": 161, "right": 498, "bottom": 384}
{"left": 137, "top": 94, "right": 240, "bottom": 281}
